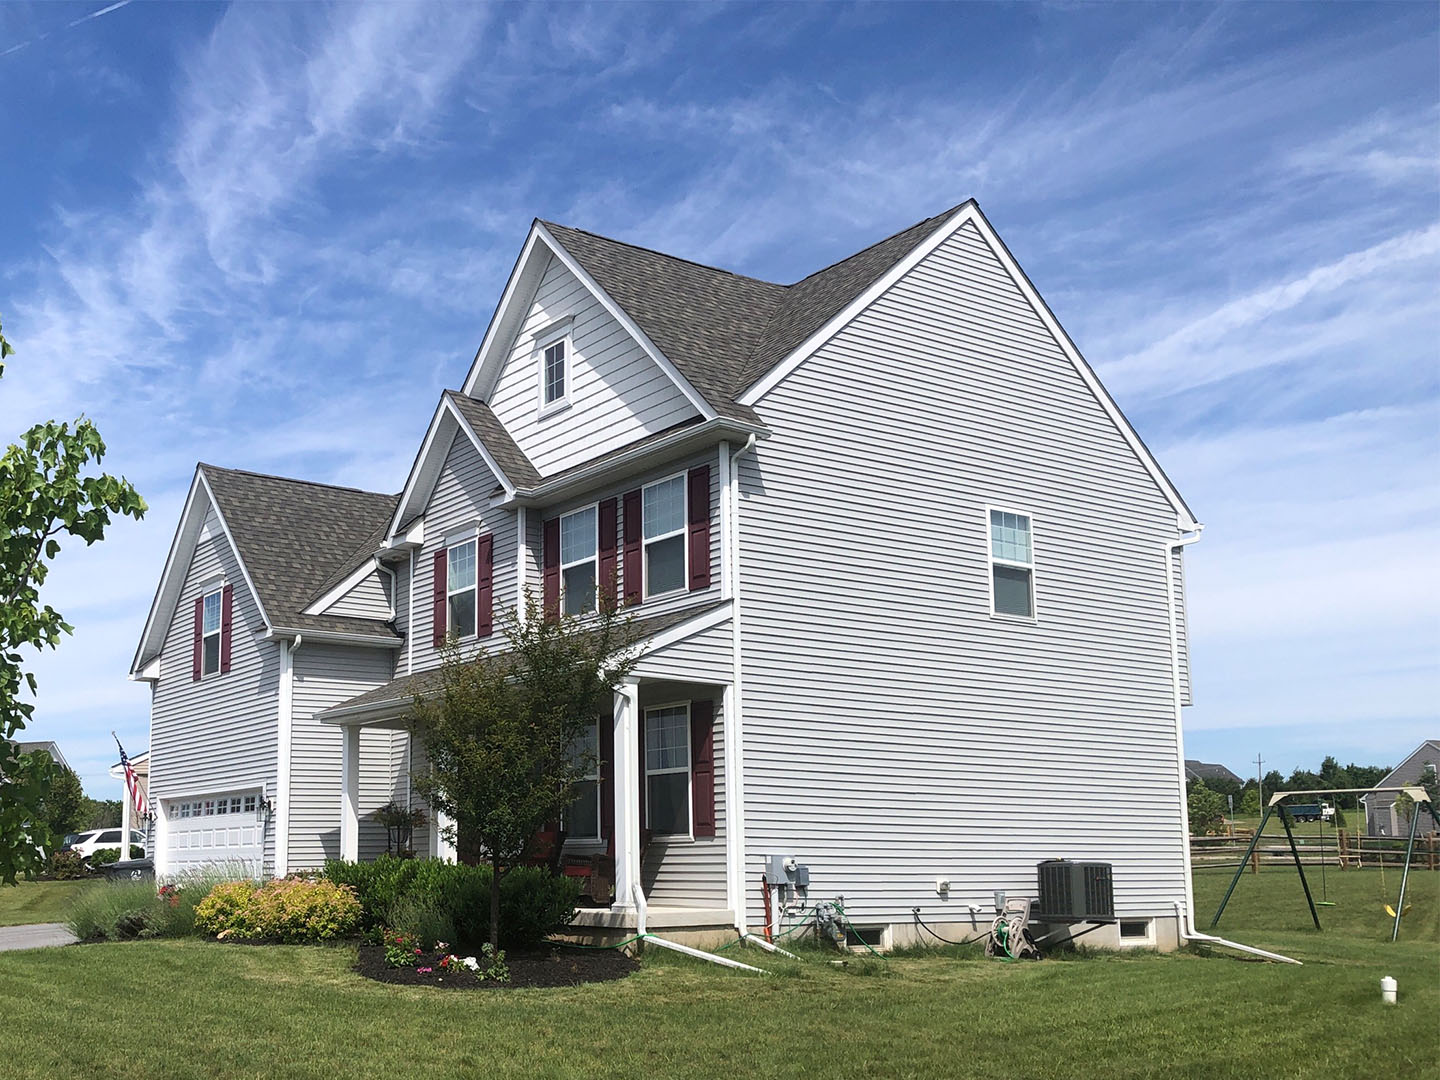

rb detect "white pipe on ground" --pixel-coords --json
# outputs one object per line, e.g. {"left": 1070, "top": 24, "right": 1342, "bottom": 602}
{"left": 643, "top": 934, "right": 768, "bottom": 974}
{"left": 741, "top": 932, "right": 800, "bottom": 960}
{"left": 1172, "top": 901, "right": 1302, "bottom": 965}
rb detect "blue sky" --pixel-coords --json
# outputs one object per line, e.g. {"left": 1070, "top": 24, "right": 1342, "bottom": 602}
{"left": 2, "top": 2, "right": 1436, "bottom": 795}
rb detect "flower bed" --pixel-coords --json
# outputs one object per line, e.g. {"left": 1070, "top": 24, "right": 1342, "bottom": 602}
{"left": 353, "top": 943, "right": 638, "bottom": 990}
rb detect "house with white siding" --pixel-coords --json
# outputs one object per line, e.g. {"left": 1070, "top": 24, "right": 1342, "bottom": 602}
{"left": 131, "top": 200, "right": 1203, "bottom": 950}
{"left": 1361, "top": 740, "right": 1439, "bottom": 836}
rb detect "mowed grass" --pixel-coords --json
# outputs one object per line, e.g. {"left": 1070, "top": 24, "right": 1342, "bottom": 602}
{"left": 0, "top": 871, "right": 1435, "bottom": 1080}
{"left": 0, "top": 879, "right": 95, "bottom": 926}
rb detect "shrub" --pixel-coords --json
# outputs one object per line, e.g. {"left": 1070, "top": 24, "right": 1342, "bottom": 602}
{"left": 195, "top": 878, "right": 362, "bottom": 943}
{"left": 47, "top": 850, "right": 87, "bottom": 880}
{"left": 65, "top": 879, "right": 166, "bottom": 941}
{"left": 323, "top": 856, "right": 579, "bottom": 949}
{"left": 89, "top": 847, "right": 121, "bottom": 866}
{"left": 1188, "top": 781, "right": 1227, "bottom": 836}
{"left": 385, "top": 893, "right": 456, "bottom": 950}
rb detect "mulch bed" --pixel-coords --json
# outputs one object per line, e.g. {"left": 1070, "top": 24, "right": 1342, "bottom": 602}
{"left": 353, "top": 943, "right": 639, "bottom": 990}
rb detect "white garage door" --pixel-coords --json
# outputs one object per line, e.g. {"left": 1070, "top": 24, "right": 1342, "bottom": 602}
{"left": 167, "top": 791, "right": 263, "bottom": 875}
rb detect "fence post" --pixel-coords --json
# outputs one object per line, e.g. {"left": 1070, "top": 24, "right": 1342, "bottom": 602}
{"left": 1250, "top": 848, "right": 1259, "bottom": 874}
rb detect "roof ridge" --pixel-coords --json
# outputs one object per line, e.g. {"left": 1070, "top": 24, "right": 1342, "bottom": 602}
{"left": 199, "top": 462, "right": 398, "bottom": 501}
{"left": 784, "top": 201, "right": 970, "bottom": 287}
{"left": 539, "top": 220, "right": 783, "bottom": 289}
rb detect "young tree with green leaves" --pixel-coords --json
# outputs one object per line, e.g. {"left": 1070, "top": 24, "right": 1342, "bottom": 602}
{"left": 1187, "top": 779, "right": 1226, "bottom": 836}
{"left": 409, "top": 593, "right": 640, "bottom": 952}
{"left": 0, "top": 315, "right": 146, "bottom": 882}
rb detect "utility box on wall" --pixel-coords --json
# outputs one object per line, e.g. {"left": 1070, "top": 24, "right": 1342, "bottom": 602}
{"left": 763, "top": 854, "right": 808, "bottom": 895}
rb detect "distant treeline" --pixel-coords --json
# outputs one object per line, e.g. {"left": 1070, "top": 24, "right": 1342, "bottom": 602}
{"left": 1192, "top": 756, "right": 1391, "bottom": 813}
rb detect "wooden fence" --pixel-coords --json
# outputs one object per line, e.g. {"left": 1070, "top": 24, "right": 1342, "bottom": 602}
{"left": 1190, "top": 830, "right": 1440, "bottom": 873}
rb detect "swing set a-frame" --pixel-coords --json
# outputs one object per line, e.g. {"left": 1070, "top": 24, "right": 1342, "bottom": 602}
{"left": 1210, "top": 786, "right": 1432, "bottom": 942}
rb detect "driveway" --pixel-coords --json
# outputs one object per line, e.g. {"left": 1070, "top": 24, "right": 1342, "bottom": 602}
{"left": 0, "top": 922, "right": 77, "bottom": 951}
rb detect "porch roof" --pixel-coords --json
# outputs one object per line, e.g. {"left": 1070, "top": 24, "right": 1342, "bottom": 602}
{"left": 318, "top": 599, "right": 731, "bottom": 726}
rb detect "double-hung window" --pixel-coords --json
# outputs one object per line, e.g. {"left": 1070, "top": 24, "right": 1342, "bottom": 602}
{"left": 564, "top": 721, "right": 601, "bottom": 840}
{"left": 560, "top": 507, "right": 598, "bottom": 616}
{"left": 201, "top": 589, "right": 222, "bottom": 676}
{"left": 989, "top": 509, "right": 1036, "bottom": 619}
{"left": 642, "top": 474, "right": 686, "bottom": 597}
{"left": 538, "top": 327, "right": 571, "bottom": 413}
{"left": 644, "top": 703, "right": 691, "bottom": 836}
{"left": 447, "top": 537, "right": 478, "bottom": 638}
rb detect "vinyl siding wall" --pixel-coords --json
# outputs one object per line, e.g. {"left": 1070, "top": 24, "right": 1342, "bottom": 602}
{"left": 403, "top": 430, "right": 519, "bottom": 674}
{"left": 325, "top": 569, "right": 392, "bottom": 621}
{"left": 640, "top": 688, "right": 727, "bottom": 907}
{"left": 487, "top": 254, "right": 699, "bottom": 476}
{"left": 288, "top": 643, "right": 402, "bottom": 868}
{"left": 737, "top": 220, "right": 1188, "bottom": 930}
{"left": 148, "top": 508, "right": 280, "bottom": 874}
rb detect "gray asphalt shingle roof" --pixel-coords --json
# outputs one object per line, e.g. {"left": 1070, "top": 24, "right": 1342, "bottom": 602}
{"left": 200, "top": 464, "right": 401, "bottom": 639}
{"left": 540, "top": 204, "right": 963, "bottom": 421}
{"left": 443, "top": 390, "right": 542, "bottom": 488}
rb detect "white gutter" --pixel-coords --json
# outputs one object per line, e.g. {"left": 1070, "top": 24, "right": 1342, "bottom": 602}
{"left": 264, "top": 627, "right": 403, "bottom": 649}
{"left": 1173, "top": 902, "right": 1301, "bottom": 965}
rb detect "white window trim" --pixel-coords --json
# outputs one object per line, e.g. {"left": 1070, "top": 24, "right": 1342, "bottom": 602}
{"left": 641, "top": 471, "right": 690, "bottom": 600}
{"left": 984, "top": 504, "right": 1039, "bottom": 623}
{"left": 644, "top": 700, "right": 693, "bottom": 840}
{"left": 200, "top": 586, "right": 224, "bottom": 678}
{"left": 535, "top": 321, "right": 573, "bottom": 419}
{"left": 564, "top": 720, "right": 603, "bottom": 842}
{"left": 446, "top": 534, "right": 479, "bottom": 640}
{"left": 559, "top": 503, "right": 599, "bottom": 616}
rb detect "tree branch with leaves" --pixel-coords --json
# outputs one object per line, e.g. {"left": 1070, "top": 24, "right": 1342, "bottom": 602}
{"left": 0, "top": 314, "right": 147, "bottom": 882}
{"left": 409, "top": 592, "right": 640, "bottom": 951}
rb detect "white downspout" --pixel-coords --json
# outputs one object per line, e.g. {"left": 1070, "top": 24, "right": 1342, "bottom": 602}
{"left": 1164, "top": 530, "right": 1202, "bottom": 937}
{"left": 724, "top": 435, "right": 758, "bottom": 932}
{"left": 406, "top": 555, "right": 415, "bottom": 677}
{"left": 1173, "top": 902, "right": 1301, "bottom": 965}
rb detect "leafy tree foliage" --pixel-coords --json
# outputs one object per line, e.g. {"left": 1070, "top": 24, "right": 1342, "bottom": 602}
{"left": 1239, "top": 786, "right": 1261, "bottom": 817}
{"left": 37, "top": 762, "right": 86, "bottom": 840}
{"left": 0, "top": 315, "right": 146, "bottom": 882}
{"left": 409, "top": 594, "right": 639, "bottom": 951}
{"left": 1187, "top": 780, "right": 1227, "bottom": 836}
{"left": 81, "top": 798, "right": 122, "bottom": 830}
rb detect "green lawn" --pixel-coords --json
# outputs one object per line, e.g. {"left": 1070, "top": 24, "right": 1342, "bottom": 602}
{"left": 0, "top": 879, "right": 95, "bottom": 926}
{"left": 0, "top": 871, "right": 1434, "bottom": 1079}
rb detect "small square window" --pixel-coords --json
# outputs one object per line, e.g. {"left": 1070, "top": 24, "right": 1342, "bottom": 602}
{"left": 204, "top": 800, "right": 215, "bottom": 816}
{"left": 244, "top": 795, "right": 257, "bottom": 813}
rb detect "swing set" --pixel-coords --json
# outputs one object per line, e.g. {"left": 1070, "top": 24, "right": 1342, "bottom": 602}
{"left": 1210, "top": 785, "right": 1432, "bottom": 942}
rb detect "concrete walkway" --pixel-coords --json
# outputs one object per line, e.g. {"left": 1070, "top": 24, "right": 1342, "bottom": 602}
{"left": 0, "top": 922, "right": 78, "bottom": 951}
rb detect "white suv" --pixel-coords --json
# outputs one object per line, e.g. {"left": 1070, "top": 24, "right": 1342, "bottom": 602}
{"left": 62, "top": 829, "right": 146, "bottom": 859}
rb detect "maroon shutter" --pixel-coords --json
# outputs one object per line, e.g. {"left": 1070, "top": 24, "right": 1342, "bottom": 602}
{"left": 219, "top": 584, "right": 234, "bottom": 675}
{"left": 690, "top": 699, "right": 716, "bottom": 838}
{"left": 432, "top": 549, "right": 447, "bottom": 647}
{"left": 191, "top": 597, "right": 203, "bottom": 681}
{"left": 598, "top": 498, "right": 619, "bottom": 609}
{"left": 542, "top": 518, "right": 561, "bottom": 619}
{"left": 622, "top": 489, "right": 642, "bottom": 606}
{"left": 600, "top": 713, "right": 615, "bottom": 854}
{"left": 687, "top": 465, "right": 711, "bottom": 591}
{"left": 477, "top": 534, "right": 494, "bottom": 638}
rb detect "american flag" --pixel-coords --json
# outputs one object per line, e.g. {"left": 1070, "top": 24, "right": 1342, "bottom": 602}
{"left": 113, "top": 732, "right": 146, "bottom": 817}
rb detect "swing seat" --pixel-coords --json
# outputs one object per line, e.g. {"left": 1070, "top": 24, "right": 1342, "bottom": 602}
{"left": 1384, "top": 904, "right": 1412, "bottom": 918}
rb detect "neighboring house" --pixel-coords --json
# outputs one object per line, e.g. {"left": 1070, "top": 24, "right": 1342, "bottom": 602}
{"left": 1361, "top": 739, "right": 1439, "bottom": 836}
{"left": 10, "top": 740, "right": 71, "bottom": 773}
{"left": 131, "top": 200, "right": 1202, "bottom": 949}
{"left": 1185, "top": 760, "right": 1242, "bottom": 786}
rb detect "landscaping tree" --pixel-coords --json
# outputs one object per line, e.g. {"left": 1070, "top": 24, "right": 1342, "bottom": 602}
{"left": 38, "top": 763, "right": 85, "bottom": 840}
{"left": 1187, "top": 779, "right": 1227, "bottom": 836}
{"left": 409, "top": 593, "right": 640, "bottom": 952}
{"left": 0, "top": 315, "right": 146, "bottom": 882}
{"left": 1239, "top": 786, "right": 1262, "bottom": 817}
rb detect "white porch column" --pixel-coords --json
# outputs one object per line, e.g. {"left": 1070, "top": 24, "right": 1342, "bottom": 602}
{"left": 611, "top": 680, "right": 641, "bottom": 912}
{"left": 153, "top": 796, "right": 170, "bottom": 879}
{"left": 340, "top": 724, "right": 360, "bottom": 862}
{"left": 434, "top": 809, "right": 457, "bottom": 863}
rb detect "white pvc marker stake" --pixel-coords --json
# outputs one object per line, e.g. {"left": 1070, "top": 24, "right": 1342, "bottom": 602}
{"left": 1380, "top": 976, "right": 1397, "bottom": 1005}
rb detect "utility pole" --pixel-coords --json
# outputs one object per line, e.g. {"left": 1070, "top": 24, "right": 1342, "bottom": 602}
{"left": 1256, "top": 753, "right": 1265, "bottom": 814}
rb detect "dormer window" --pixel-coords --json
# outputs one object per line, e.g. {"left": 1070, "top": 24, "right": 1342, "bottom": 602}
{"left": 537, "top": 323, "right": 572, "bottom": 415}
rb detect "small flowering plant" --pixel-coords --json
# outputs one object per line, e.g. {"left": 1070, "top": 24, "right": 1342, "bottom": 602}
{"left": 157, "top": 884, "right": 181, "bottom": 908}
{"left": 382, "top": 929, "right": 422, "bottom": 968}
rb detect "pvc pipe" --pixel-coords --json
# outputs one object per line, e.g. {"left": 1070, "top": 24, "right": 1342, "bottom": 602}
{"left": 1173, "top": 902, "right": 1302, "bottom": 965}
{"left": 1380, "top": 975, "right": 1397, "bottom": 1005}
{"left": 642, "top": 934, "right": 768, "bottom": 974}
{"left": 741, "top": 932, "right": 800, "bottom": 960}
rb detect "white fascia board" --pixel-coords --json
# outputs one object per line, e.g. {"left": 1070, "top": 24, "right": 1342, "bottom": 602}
{"left": 196, "top": 470, "right": 276, "bottom": 632}
{"left": 263, "top": 627, "right": 404, "bottom": 650}
{"left": 130, "top": 470, "right": 208, "bottom": 675}
{"left": 737, "top": 201, "right": 1200, "bottom": 532}
{"left": 385, "top": 395, "right": 517, "bottom": 545}
{"left": 302, "top": 558, "right": 381, "bottom": 616}
{"left": 463, "top": 223, "right": 717, "bottom": 422}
